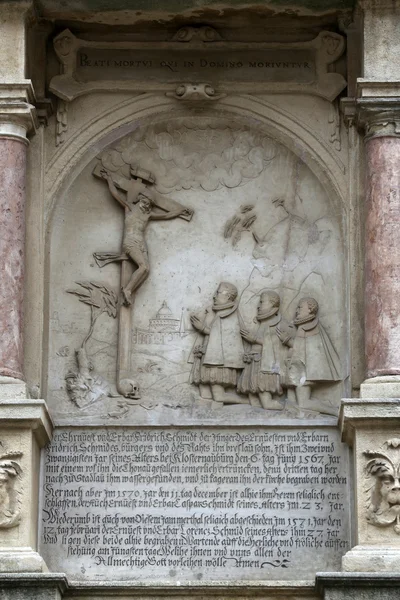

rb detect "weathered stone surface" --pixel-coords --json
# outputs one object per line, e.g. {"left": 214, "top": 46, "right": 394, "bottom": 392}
{"left": 40, "top": 426, "right": 350, "bottom": 581}
{"left": 0, "top": 138, "right": 26, "bottom": 380}
{"left": 364, "top": 136, "right": 400, "bottom": 379}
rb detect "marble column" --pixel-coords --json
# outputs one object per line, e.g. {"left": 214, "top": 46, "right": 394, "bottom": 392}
{"left": 362, "top": 114, "right": 400, "bottom": 392}
{"left": 0, "top": 124, "right": 28, "bottom": 382}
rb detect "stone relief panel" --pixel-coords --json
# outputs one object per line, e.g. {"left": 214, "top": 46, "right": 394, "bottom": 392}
{"left": 364, "top": 439, "right": 400, "bottom": 535}
{"left": 47, "top": 117, "right": 347, "bottom": 425}
{"left": 0, "top": 450, "right": 23, "bottom": 529}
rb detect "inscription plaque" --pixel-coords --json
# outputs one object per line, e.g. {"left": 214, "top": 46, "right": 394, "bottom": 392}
{"left": 50, "top": 29, "right": 347, "bottom": 101}
{"left": 76, "top": 49, "right": 316, "bottom": 83}
{"left": 40, "top": 427, "right": 350, "bottom": 581}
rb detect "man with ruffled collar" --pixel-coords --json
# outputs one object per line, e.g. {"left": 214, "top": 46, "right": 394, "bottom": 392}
{"left": 278, "top": 297, "right": 341, "bottom": 415}
{"left": 238, "top": 290, "right": 289, "bottom": 410}
{"left": 189, "top": 282, "right": 246, "bottom": 406}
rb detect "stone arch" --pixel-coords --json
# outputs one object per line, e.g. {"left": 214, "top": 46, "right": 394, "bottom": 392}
{"left": 44, "top": 94, "right": 347, "bottom": 227}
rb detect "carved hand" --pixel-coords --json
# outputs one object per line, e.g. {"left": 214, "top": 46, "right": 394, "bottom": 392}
{"left": 276, "top": 326, "right": 292, "bottom": 346}
{"left": 240, "top": 328, "right": 256, "bottom": 344}
{"left": 190, "top": 315, "right": 203, "bottom": 331}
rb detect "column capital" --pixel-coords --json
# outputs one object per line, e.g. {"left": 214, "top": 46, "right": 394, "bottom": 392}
{"left": 0, "top": 82, "right": 38, "bottom": 142}
{"left": 356, "top": 96, "right": 400, "bottom": 139}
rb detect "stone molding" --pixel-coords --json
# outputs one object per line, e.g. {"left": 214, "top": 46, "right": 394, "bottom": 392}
{"left": 316, "top": 571, "right": 400, "bottom": 598}
{"left": 0, "top": 399, "right": 53, "bottom": 447}
{"left": 0, "top": 572, "right": 68, "bottom": 597}
{"left": 340, "top": 398, "right": 400, "bottom": 446}
{"left": 0, "top": 82, "right": 39, "bottom": 140}
{"left": 55, "top": 580, "right": 314, "bottom": 596}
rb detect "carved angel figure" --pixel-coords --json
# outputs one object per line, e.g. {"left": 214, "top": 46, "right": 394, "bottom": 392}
{"left": 364, "top": 439, "right": 400, "bottom": 534}
{"left": 0, "top": 452, "right": 22, "bottom": 529}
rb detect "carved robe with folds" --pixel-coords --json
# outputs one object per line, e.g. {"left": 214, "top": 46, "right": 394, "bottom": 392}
{"left": 237, "top": 312, "right": 288, "bottom": 396}
{"left": 189, "top": 303, "right": 244, "bottom": 388}
{"left": 289, "top": 317, "right": 341, "bottom": 383}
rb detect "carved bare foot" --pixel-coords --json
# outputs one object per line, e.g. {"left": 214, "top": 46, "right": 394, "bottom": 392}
{"left": 121, "top": 287, "right": 132, "bottom": 306}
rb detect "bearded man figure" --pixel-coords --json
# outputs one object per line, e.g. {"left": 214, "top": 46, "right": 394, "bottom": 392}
{"left": 189, "top": 282, "right": 246, "bottom": 406}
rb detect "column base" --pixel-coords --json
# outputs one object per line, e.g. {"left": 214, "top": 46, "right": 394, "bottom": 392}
{"left": 0, "top": 548, "right": 48, "bottom": 573}
{"left": 360, "top": 376, "right": 400, "bottom": 398}
{"left": 342, "top": 545, "right": 400, "bottom": 572}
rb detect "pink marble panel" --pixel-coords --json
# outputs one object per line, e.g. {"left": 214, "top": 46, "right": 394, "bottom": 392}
{"left": 0, "top": 137, "right": 26, "bottom": 379}
{"left": 365, "top": 136, "right": 400, "bottom": 378}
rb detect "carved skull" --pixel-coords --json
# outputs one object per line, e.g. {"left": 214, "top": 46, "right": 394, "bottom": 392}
{"left": 118, "top": 378, "right": 141, "bottom": 400}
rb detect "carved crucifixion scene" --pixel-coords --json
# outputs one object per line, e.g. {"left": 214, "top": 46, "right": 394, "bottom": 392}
{"left": 47, "top": 116, "right": 346, "bottom": 425}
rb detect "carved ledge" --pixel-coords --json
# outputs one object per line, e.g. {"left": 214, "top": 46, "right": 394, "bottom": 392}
{"left": 0, "top": 399, "right": 53, "bottom": 447}
{"left": 340, "top": 398, "right": 400, "bottom": 446}
{"left": 342, "top": 546, "right": 400, "bottom": 572}
{"left": 0, "top": 81, "right": 39, "bottom": 138}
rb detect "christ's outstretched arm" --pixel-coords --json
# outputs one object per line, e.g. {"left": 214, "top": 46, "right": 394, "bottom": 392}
{"left": 101, "top": 170, "right": 131, "bottom": 211}
{"left": 150, "top": 207, "right": 192, "bottom": 221}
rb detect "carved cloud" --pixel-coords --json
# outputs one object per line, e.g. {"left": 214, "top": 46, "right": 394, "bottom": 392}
{"left": 98, "top": 120, "right": 277, "bottom": 194}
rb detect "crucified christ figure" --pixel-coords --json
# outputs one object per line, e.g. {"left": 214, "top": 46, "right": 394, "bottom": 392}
{"left": 94, "top": 168, "right": 193, "bottom": 306}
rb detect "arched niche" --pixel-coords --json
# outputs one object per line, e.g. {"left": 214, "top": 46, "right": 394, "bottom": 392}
{"left": 44, "top": 106, "right": 348, "bottom": 426}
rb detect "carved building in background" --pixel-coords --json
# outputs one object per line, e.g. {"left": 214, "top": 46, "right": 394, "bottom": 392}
{"left": 0, "top": 1, "right": 399, "bottom": 599}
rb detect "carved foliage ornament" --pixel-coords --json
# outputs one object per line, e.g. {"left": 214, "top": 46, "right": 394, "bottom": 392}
{"left": 364, "top": 439, "right": 400, "bottom": 534}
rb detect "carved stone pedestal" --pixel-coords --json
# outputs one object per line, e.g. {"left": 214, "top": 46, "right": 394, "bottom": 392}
{"left": 340, "top": 398, "right": 400, "bottom": 572}
{"left": 0, "top": 399, "right": 52, "bottom": 572}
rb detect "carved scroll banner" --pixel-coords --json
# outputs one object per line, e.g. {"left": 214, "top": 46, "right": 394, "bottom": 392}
{"left": 40, "top": 427, "right": 350, "bottom": 581}
{"left": 50, "top": 28, "right": 346, "bottom": 102}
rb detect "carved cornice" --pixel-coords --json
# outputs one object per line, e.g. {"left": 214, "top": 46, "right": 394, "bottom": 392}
{"left": 0, "top": 81, "right": 38, "bottom": 141}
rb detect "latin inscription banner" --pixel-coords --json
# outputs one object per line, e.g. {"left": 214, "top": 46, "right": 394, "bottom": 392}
{"left": 76, "top": 49, "right": 316, "bottom": 83}
{"left": 40, "top": 427, "right": 350, "bottom": 581}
